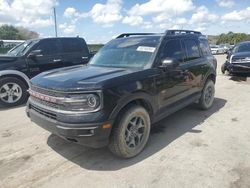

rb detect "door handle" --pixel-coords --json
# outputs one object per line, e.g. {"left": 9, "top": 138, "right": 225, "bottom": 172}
{"left": 53, "top": 59, "right": 62, "bottom": 62}
{"left": 82, "top": 57, "right": 88, "bottom": 60}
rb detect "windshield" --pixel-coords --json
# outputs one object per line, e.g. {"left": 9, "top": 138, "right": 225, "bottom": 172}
{"left": 7, "top": 40, "right": 38, "bottom": 56}
{"left": 233, "top": 43, "right": 250, "bottom": 53}
{"left": 89, "top": 36, "right": 161, "bottom": 68}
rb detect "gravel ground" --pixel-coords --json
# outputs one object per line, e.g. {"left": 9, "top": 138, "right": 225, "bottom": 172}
{"left": 0, "top": 55, "right": 250, "bottom": 188}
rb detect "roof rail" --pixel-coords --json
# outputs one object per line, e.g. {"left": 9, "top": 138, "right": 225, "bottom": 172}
{"left": 165, "top": 30, "right": 202, "bottom": 35}
{"left": 116, "top": 33, "right": 160, "bottom": 39}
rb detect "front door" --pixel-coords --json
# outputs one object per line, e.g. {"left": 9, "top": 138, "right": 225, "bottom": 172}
{"left": 27, "top": 39, "right": 63, "bottom": 78}
{"left": 156, "top": 39, "right": 188, "bottom": 110}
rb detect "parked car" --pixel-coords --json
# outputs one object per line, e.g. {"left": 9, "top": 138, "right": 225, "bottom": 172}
{"left": 219, "top": 44, "right": 231, "bottom": 54}
{"left": 210, "top": 45, "right": 224, "bottom": 55}
{"left": 0, "top": 37, "right": 92, "bottom": 107}
{"left": 26, "top": 30, "right": 217, "bottom": 158}
{"left": 221, "top": 41, "right": 250, "bottom": 74}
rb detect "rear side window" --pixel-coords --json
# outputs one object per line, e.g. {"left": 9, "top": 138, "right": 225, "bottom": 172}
{"left": 161, "top": 39, "right": 184, "bottom": 63}
{"left": 183, "top": 39, "right": 200, "bottom": 61}
{"left": 200, "top": 39, "right": 211, "bottom": 56}
{"left": 61, "top": 39, "right": 89, "bottom": 55}
{"left": 35, "top": 40, "right": 60, "bottom": 55}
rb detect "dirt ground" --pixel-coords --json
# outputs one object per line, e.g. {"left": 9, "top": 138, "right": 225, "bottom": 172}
{"left": 0, "top": 55, "right": 250, "bottom": 188}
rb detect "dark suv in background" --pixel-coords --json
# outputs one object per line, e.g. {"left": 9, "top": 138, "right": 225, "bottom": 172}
{"left": 0, "top": 37, "right": 92, "bottom": 107}
{"left": 27, "top": 30, "right": 217, "bottom": 158}
{"left": 221, "top": 41, "right": 250, "bottom": 74}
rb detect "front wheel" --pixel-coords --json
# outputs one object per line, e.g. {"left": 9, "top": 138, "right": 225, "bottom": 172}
{"left": 198, "top": 80, "right": 215, "bottom": 110}
{"left": 221, "top": 64, "right": 226, "bottom": 74}
{"left": 0, "top": 77, "right": 28, "bottom": 107}
{"left": 109, "top": 105, "right": 151, "bottom": 158}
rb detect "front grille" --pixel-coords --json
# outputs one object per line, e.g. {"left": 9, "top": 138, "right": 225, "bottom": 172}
{"left": 30, "top": 96, "right": 61, "bottom": 109}
{"left": 30, "top": 104, "right": 57, "bottom": 120}
{"left": 232, "top": 57, "right": 250, "bottom": 64}
{"left": 231, "top": 62, "right": 250, "bottom": 68}
{"left": 30, "top": 85, "right": 66, "bottom": 97}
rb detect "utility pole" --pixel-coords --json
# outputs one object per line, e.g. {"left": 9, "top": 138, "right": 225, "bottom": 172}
{"left": 53, "top": 7, "right": 58, "bottom": 37}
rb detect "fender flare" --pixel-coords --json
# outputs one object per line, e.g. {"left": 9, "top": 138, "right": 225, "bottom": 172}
{"left": 109, "top": 92, "right": 156, "bottom": 120}
{"left": 0, "top": 70, "right": 30, "bottom": 87}
{"left": 203, "top": 70, "right": 216, "bottom": 86}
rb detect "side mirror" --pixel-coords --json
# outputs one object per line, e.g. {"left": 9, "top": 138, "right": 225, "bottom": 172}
{"left": 28, "top": 50, "right": 42, "bottom": 59}
{"left": 159, "top": 58, "right": 179, "bottom": 69}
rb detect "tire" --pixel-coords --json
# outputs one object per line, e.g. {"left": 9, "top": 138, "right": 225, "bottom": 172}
{"left": 109, "top": 105, "right": 151, "bottom": 158}
{"left": 198, "top": 79, "right": 215, "bottom": 110}
{"left": 0, "top": 77, "right": 28, "bottom": 107}
{"left": 221, "top": 64, "right": 226, "bottom": 74}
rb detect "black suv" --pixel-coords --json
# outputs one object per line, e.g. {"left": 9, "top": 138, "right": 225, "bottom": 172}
{"left": 26, "top": 30, "right": 217, "bottom": 158}
{"left": 221, "top": 41, "right": 250, "bottom": 74}
{"left": 0, "top": 37, "right": 91, "bottom": 107}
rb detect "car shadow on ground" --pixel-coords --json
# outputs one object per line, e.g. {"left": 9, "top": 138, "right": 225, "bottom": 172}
{"left": 0, "top": 103, "right": 25, "bottom": 111}
{"left": 47, "top": 98, "right": 226, "bottom": 171}
{"left": 229, "top": 73, "right": 250, "bottom": 83}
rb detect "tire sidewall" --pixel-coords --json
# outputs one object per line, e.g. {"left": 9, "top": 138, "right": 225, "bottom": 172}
{"left": 111, "top": 106, "right": 151, "bottom": 158}
{"left": 0, "top": 77, "right": 28, "bottom": 107}
{"left": 200, "top": 80, "right": 215, "bottom": 110}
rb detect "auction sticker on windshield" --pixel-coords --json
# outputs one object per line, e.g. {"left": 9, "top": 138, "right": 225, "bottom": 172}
{"left": 137, "top": 46, "right": 156, "bottom": 53}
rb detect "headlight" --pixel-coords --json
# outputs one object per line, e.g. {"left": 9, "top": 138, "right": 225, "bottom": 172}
{"left": 87, "top": 94, "right": 99, "bottom": 108}
{"left": 62, "top": 92, "right": 102, "bottom": 112}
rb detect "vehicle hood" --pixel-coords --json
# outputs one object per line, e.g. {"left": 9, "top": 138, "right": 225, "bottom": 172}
{"left": 31, "top": 65, "right": 138, "bottom": 91}
{"left": 0, "top": 54, "right": 18, "bottom": 63}
{"left": 232, "top": 51, "right": 250, "bottom": 58}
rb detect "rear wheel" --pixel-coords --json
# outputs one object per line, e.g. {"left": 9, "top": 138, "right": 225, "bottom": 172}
{"left": 0, "top": 77, "right": 28, "bottom": 107}
{"left": 109, "top": 105, "right": 151, "bottom": 158}
{"left": 198, "top": 79, "right": 215, "bottom": 110}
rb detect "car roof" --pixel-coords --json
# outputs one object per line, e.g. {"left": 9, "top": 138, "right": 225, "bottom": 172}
{"left": 115, "top": 33, "right": 203, "bottom": 42}
{"left": 27, "top": 37, "right": 84, "bottom": 42}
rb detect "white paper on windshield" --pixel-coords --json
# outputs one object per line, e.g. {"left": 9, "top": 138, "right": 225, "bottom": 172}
{"left": 136, "top": 46, "right": 156, "bottom": 53}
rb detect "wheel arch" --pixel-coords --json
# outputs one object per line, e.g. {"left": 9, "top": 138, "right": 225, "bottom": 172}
{"left": 206, "top": 73, "right": 216, "bottom": 84}
{"left": 109, "top": 92, "right": 156, "bottom": 122}
{"left": 0, "top": 70, "right": 30, "bottom": 88}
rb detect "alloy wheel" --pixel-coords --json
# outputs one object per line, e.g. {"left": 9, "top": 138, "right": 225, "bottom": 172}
{"left": 125, "top": 116, "right": 145, "bottom": 148}
{"left": 0, "top": 82, "right": 22, "bottom": 104}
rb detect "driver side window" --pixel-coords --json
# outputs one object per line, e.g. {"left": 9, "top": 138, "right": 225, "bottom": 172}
{"left": 161, "top": 39, "right": 184, "bottom": 63}
{"left": 35, "top": 40, "right": 60, "bottom": 56}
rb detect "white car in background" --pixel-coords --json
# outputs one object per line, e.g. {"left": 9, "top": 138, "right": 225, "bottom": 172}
{"left": 210, "top": 45, "right": 225, "bottom": 55}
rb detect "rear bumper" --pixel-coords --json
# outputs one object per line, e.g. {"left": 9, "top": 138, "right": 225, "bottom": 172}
{"left": 26, "top": 101, "right": 113, "bottom": 148}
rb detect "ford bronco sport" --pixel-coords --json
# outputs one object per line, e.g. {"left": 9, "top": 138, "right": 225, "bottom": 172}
{"left": 26, "top": 30, "right": 217, "bottom": 158}
{"left": 0, "top": 37, "right": 91, "bottom": 107}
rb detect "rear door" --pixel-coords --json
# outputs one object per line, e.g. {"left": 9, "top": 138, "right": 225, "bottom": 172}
{"left": 180, "top": 38, "right": 206, "bottom": 95}
{"left": 27, "top": 39, "right": 63, "bottom": 77}
{"left": 60, "top": 38, "right": 90, "bottom": 67}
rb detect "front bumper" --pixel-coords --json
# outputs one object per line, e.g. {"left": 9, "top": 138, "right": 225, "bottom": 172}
{"left": 222, "top": 61, "right": 250, "bottom": 74}
{"left": 26, "top": 100, "right": 113, "bottom": 148}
